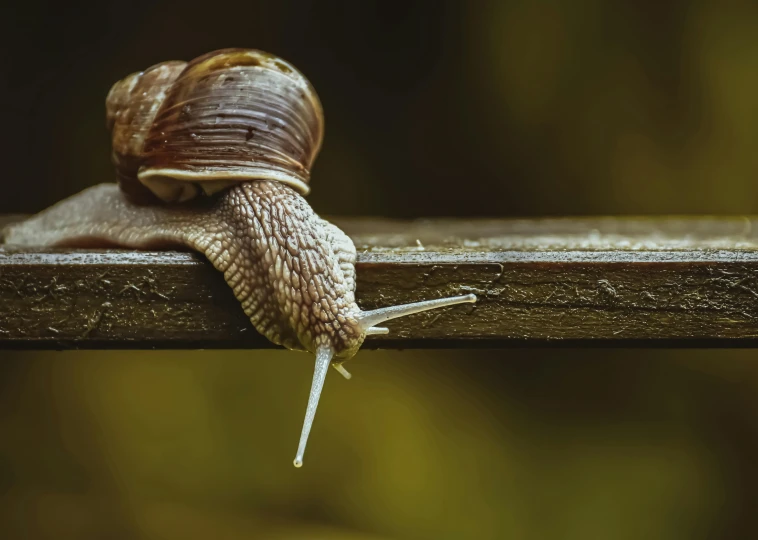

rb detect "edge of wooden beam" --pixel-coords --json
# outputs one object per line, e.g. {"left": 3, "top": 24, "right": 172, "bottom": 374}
{"left": 3, "top": 242, "right": 758, "bottom": 349}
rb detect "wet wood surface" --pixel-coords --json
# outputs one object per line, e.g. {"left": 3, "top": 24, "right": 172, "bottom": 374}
{"left": 3, "top": 215, "right": 758, "bottom": 349}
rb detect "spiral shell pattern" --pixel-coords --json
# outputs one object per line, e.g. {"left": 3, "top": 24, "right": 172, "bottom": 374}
{"left": 106, "top": 49, "right": 324, "bottom": 203}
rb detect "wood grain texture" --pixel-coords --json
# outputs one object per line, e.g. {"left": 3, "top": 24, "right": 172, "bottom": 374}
{"left": 3, "top": 216, "right": 758, "bottom": 349}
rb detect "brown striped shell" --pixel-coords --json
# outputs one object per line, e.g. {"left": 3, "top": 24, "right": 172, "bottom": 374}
{"left": 106, "top": 48, "right": 324, "bottom": 203}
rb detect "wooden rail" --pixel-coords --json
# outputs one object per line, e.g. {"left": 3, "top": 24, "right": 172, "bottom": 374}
{"left": 2, "top": 216, "right": 758, "bottom": 349}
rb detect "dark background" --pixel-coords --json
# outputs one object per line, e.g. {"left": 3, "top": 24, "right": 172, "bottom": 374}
{"left": 3, "top": 1, "right": 758, "bottom": 538}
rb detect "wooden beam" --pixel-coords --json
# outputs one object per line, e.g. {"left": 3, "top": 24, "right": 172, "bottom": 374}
{"left": 2, "top": 216, "right": 758, "bottom": 349}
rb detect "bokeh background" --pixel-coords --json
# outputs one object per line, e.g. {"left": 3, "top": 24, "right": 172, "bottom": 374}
{"left": 3, "top": 0, "right": 758, "bottom": 538}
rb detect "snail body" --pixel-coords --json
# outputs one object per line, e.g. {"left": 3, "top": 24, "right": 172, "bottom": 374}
{"left": 2, "top": 49, "right": 476, "bottom": 467}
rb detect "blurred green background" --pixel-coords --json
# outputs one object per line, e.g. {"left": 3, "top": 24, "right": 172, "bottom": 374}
{"left": 3, "top": 0, "right": 758, "bottom": 538}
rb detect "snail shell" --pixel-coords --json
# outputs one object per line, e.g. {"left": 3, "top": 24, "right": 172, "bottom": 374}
{"left": 106, "top": 48, "right": 324, "bottom": 203}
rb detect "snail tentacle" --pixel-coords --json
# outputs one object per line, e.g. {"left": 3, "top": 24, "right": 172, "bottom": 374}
{"left": 356, "top": 294, "right": 478, "bottom": 332}
{"left": 294, "top": 343, "right": 333, "bottom": 468}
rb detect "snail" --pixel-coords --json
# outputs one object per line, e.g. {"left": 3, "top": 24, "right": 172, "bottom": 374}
{"left": 1, "top": 48, "right": 476, "bottom": 467}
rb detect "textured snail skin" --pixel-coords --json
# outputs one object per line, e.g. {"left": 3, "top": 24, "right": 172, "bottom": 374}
{"left": 2, "top": 181, "right": 366, "bottom": 358}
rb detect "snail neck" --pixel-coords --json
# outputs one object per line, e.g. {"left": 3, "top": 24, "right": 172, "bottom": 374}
{"left": 216, "top": 181, "right": 364, "bottom": 354}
